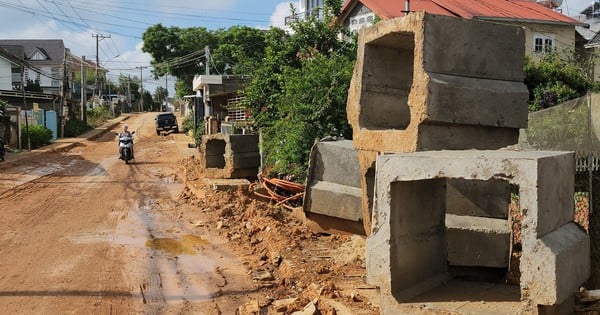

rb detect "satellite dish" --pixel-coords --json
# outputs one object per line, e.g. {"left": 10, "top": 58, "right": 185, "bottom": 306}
{"left": 537, "top": 0, "right": 562, "bottom": 8}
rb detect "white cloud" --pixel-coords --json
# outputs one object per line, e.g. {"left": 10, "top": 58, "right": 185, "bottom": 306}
{"left": 270, "top": 1, "right": 298, "bottom": 28}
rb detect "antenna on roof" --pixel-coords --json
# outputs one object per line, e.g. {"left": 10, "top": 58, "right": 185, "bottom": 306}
{"left": 402, "top": 0, "right": 411, "bottom": 14}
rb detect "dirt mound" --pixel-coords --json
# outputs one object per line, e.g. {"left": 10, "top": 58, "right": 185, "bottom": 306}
{"left": 178, "top": 156, "right": 379, "bottom": 314}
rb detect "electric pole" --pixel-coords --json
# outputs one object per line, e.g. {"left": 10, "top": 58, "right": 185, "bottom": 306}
{"left": 164, "top": 74, "right": 168, "bottom": 112}
{"left": 92, "top": 34, "right": 110, "bottom": 98}
{"left": 203, "top": 46, "right": 210, "bottom": 118}
{"left": 81, "top": 56, "right": 86, "bottom": 122}
{"left": 137, "top": 66, "right": 143, "bottom": 112}
{"left": 127, "top": 74, "right": 131, "bottom": 113}
{"left": 134, "top": 66, "right": 150, "bottom": 112}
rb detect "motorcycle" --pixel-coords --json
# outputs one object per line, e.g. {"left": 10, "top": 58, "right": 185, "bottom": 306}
{"left": 116, "top": 131, "right": 135, "bottom": 164}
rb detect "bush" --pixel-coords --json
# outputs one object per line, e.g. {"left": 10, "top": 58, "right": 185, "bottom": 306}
{"left": 21, "top": 125, "right": 53, "bottom": 149}
{"left": 87, "top": 106, "right": 112, "bottom": 127}
{"left": 524, "top": 52, "right": 592, "bottom": 111}
{"left": 64, "top": 118, "right": 91, "bottom": 137}
{"left": 182, "top": 115, "right": 204, "bottom": 144}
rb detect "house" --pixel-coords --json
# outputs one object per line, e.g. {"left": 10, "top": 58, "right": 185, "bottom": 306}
{"left": 575, "top": 1, "right": 600, "bottom": 81}
{"left": 192, "top": 74, "right": 251, "bottom": 134}
{"left": 0, "top": 47, "right": 23, "bottom": 91}
{"left": 285, "top": 0, "right": 326, "bottom": 25}
{"left": 0, "top": 40, "right": 70, "bottom": 97}
{"left": 336, "top": 0, "right": 585, "bottom": 56}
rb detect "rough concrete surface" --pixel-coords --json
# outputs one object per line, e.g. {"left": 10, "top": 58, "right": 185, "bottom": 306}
{"left": 199, "top": 133, "right": 260, "bottom": 179}
{"left": 368, "top": 150, "right": 588, "bottom": 308}
{"left": 303, "top": 140, "right": 364, "bottom": 233}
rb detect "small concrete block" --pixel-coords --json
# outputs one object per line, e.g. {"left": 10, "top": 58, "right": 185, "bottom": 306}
{"left": 205, "top": 178, "right": 250, "bottom": 191}
{"left": 445, "top": 214, "right": 510, "bottom": 268}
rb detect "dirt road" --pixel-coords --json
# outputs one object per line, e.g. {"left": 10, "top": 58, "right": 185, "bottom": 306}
{"left": 0, "top": 113, "right": 257, "bottom": 314}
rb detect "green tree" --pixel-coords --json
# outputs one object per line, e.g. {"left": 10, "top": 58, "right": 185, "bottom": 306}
{"left": 524, "top": 51, "right": 597, "bottom": 111}
{"left": 154, "top": 86, "right": 168, "bottom": 109}
{"left": 142, "top": 24, "right": 218, "bottom": 97}
{"left": 141, "top": 24, "right": 268, "bottom": 97}
{"left": 142, "top": 90, "right": 154, "bottom": 111}
{"left": 244, "top": 3, "right": 356, "bottom": 180}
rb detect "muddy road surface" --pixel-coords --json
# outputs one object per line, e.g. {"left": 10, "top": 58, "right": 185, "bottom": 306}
{"left": 0, "top": 113, "right": 256, "bottom": 314}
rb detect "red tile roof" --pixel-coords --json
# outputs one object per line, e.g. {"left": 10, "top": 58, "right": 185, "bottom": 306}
{"left": 340, "top": 0, "right": 584, "bottom": 25}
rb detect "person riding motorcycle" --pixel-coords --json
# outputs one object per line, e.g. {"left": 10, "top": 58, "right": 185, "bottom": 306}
{"left": 118, "top": 124, "right": 134, "bottom": 160}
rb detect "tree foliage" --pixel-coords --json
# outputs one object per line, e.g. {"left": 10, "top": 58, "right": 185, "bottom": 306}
{"left": 141, "top": 2, "right": 356, "bottom": 181}
{"left": 524, "top": 51, "right": 597, "bottom": 111}
{"left": 21, "top": 125, "right": 53, "bottom": 148}
{"left": 244, "top": 3, "right": 356, "bottom": 180}
{"left": 142, "top": 24, "right": 268, "bottom": 97}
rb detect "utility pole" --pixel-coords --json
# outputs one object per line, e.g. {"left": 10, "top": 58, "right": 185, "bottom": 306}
{"left": 92, "top": 34, "right": 110, "bottom": 98}
{"left": 203, "top": 46, "right": 210, "bottom": 118}
{"left": 134, "top": 66, "right": 150, "bottom": 112}
{"left": 164, "top": 74, "right": 168, "bottom": 112}
{"left": 81, "top": 56, "right": 86, "bottom": 122}
{"left": 127, "top": 74, "right": 131, "bottom": 113}
{"left": 21, "top": 65, "right": 29, "bottom": 150}
{"left": 137, "top": 66, "right": 144, "bottom": 112}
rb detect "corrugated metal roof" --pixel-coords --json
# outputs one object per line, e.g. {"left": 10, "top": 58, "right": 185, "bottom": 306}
{"left": 340, "top": 0, "right": 584, "bottom": 25}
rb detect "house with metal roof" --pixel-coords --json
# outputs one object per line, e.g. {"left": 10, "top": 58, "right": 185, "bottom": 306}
{"left": 0, "top": 47, "right": 23, "bottom": 91}
{"left": 0, "top": 39, "right": 69, "bottom": 97}
{"left": 336, "top": 0, "right": 584, "bottom": 56}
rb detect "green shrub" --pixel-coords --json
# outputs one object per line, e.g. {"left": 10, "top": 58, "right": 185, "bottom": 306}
{"left": 182, "top": 115, "right": 204, "bottom": 144}
{"left": 64, "top": 118, "right": 91, "bottom": 137}
{"left": 21, "top": 125, "right": 53, "bottom": 148}
{"left": 87, "top": 106, "right": 112, "bottom": 127}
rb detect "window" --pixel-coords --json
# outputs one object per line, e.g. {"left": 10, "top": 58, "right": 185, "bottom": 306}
{"left": 349, "top": 13, "right": 376, "bottom": 33}
{"left": 533, "top": 34, "right": 554, "bottom": 53}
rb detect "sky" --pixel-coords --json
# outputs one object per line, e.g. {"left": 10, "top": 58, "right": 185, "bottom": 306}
{"left": 0, "top": 0, "right": 298, "bottom": 95}
{"left": 0, "top": 0, "right": 595, "bottom": 95}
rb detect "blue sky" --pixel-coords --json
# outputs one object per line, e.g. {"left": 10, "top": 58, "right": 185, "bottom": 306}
{"left": 0, "top": 0, "right": 296, "bottom": 94}
{"left": 0, "top": 0, "right": 594, "bottom": 94}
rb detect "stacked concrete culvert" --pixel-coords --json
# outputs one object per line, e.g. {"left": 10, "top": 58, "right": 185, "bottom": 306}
{"left": 303, "top": 11, "right": 589, "bottom": 313}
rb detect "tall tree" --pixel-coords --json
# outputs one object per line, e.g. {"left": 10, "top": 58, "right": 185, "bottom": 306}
{"left": 154, "top": 86, "right": 169, "bottom": 110}
{"left": 244, "top": 3, "right": 356, "bottom": 180}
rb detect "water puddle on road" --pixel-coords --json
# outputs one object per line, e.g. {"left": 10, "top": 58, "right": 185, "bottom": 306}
{"left": 145, "top": 234, "right": 208, "bottom": 255}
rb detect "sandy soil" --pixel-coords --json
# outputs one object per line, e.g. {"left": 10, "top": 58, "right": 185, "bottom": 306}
{"left": 0, "top": 112, "right": 379, "bottom": 314}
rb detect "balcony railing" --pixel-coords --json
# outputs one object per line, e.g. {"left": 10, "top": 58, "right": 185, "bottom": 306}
{"left": 285, "top": 7, "right": 324, "bottom": 25}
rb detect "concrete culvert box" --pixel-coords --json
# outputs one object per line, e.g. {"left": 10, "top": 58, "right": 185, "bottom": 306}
{"left": 200, "top": 134, "right": 260, "bottom": 179}
{"left": 368, "top": 150, "right": 589, "bottom": 313}
{"left": 347, "top": 12, "right": 529, "bottom": 153}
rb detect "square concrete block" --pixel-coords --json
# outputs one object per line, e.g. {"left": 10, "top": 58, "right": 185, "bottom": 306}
{"left": 367, "top": 150, "right": 586, "bottom": 307}
{"left": 347, "top": 12, "right": 529, "bottom": 153}
{"left": 200, "top": 134, "right": 260, "bottom": 179}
